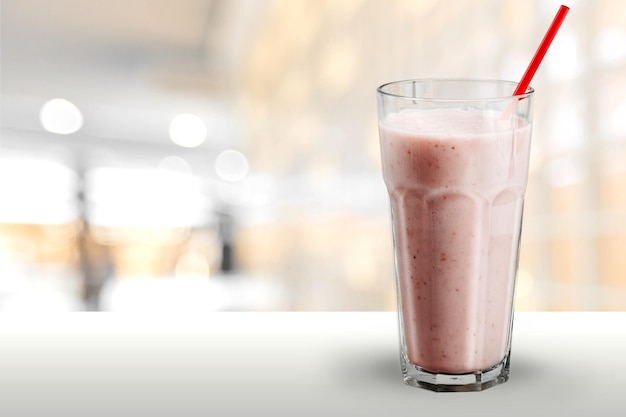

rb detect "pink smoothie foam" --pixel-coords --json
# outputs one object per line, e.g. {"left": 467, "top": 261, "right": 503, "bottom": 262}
{"left": 380, "top": 108, "right": 532, "bottom": 374}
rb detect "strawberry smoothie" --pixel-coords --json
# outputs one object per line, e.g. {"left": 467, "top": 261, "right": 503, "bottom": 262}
{"left": 380, "top": 108, "right": 532, "bottom": 375}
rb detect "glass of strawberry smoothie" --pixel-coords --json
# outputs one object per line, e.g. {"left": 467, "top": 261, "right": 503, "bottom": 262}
{"left": 377, "top": 79, "right": 534, "bottom": 392}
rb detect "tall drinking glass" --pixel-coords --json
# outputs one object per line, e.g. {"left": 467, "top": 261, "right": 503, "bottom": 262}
{"left": 377, "top": 79, "right": 534, "bottom": 392}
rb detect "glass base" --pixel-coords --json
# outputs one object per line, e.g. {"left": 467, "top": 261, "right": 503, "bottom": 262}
{"left": 401, "top": 353, "right": 510, "bottom": 392}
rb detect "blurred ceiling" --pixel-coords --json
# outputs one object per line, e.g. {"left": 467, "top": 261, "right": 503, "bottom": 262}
{"left": 0, "top": 0, "right": 265, "bottom": 150}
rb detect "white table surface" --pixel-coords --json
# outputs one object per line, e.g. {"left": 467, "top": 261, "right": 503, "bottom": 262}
{"left": 1, "top": 312, "right": 625, "bottom": 417}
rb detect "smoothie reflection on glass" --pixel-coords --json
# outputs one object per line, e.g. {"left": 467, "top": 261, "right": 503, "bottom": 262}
{"left": 377, "top": 79, "right": 534, "bottom": 392}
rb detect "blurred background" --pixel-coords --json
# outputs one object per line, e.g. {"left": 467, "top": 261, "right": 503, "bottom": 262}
{"left": 0, "top": 0, "right": 624, "bottom": 312}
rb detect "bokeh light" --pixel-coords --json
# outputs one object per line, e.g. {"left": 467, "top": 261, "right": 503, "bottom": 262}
{"left": 39, "top": 98, "right": 83, "bottom": 134}
{"left": 214, "top": 150, "right": 249, "bottom": 182}
{"left": 169, "top": 113, "right": 207, "bottom": 148}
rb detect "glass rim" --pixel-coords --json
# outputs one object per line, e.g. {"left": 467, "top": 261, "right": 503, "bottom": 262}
{"left": 377, "top": 78, "right": 534, "bottom": 102}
